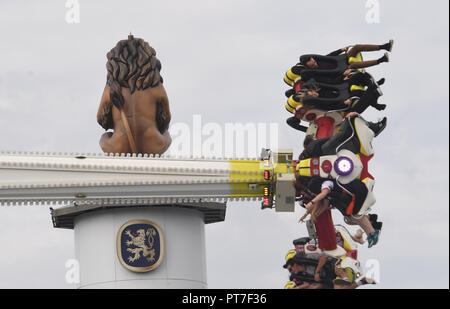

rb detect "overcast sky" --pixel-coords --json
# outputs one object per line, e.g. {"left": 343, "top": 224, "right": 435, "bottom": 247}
{"left": 0, "top": 0, "right": 448, "bottom": 289}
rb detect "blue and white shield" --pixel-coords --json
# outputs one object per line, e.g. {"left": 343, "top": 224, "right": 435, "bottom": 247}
{"left": 116, "top": 219, "right": 164, "bottom": 272}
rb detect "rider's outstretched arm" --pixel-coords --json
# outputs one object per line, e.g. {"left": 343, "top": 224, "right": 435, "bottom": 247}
{"left": 300, "top": 186, "right": 331, "bottom": 222}
{"left": 314, "top": 255, "right": 329, "bottom": 282}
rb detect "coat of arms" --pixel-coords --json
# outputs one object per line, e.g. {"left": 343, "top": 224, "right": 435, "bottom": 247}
{"left": 117, "top": 219, "right": 164, "bottom": 272}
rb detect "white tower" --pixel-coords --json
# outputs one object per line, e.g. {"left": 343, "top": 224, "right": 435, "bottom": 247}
{"left": 52, "top": 202, "right": 226, "bottom": 289}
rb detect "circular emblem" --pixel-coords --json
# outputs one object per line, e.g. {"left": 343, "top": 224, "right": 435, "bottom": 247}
{"left": 321, "top": 160, "right": 332, "bottom": 173}
{"left": 116, "top": 219, "right": 165, "bottom": 273}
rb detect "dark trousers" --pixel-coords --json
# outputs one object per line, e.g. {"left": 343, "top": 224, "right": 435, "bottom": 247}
{"left": 347, "top": 72, "right": 374, "bottom": 87}
{"left": 351, "top": 83, "right": 384, "bottom": 114}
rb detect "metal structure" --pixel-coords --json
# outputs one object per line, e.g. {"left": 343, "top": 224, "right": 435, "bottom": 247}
{"left": 0, "top": 149, "right": 297, "bottom": 288}
{"left": 0, "top": 149, "right": 296, "bottom": 211}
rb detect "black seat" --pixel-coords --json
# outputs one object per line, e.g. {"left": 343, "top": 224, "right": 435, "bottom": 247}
{"left": 293, "top": 237, "right": 311, "bottom": 246}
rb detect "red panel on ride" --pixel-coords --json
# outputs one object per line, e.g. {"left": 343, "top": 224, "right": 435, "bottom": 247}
{"left": 316, "top": 116, "right": 335, "bottom": 139}
{"left": 347, "top": 249, "right": 358, "bottom": 260}
{"left": 359, "top": 153, "right": 374, "bottom": 180}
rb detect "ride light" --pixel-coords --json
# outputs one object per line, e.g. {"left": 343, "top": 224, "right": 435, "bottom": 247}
{"left": 261, "top": 185, "right": 273, "bottom": 209}
{"left": 264, "top": 170, "right": 270, "bottom": 180}
{"left": 261, "top": 196, "right": 273, "bottom": 209}
{"left": 334, "top": 156, "right": 354, "bottom": 176}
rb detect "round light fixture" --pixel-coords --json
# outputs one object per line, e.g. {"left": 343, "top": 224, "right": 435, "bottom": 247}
{"left": 334, "top": 156, "right": 354, "bottom": 176}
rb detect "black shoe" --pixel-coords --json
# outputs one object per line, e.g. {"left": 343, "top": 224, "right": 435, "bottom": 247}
{"left": 387, "top": 39, "right": 394, "bottom": 52}
{"left": 373, "top": 222, "right": 383, "bottom": 230}
{"left": 369, "top": 214, "right": 382, "bottom": 230}
{"left": 380, "top": 39, "right": 394, "bottom": 52}
{"left": 375, "top": 104, "right": 386, "bottom": 111}
{"left": 377, "top": 53, "right": 389, "bottom": 64}
{"left": 370, "top": 117, "right": 387, "bottom": 137}
{"left": 377, "top": 78, "right": 385, "bottom": 86}
{"left": 369, "top": 214, "right": 378, "bottom": 223}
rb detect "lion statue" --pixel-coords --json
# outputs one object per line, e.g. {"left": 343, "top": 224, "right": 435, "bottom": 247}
{"left": 97, "top": 35, "right": 172, "bottom": 155}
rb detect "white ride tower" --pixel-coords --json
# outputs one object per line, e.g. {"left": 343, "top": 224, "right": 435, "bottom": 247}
{"left": 0, "top": 150, "right": 296, "bottom": 289}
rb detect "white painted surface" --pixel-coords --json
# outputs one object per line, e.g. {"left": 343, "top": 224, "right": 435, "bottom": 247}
{"left": 74, "top": 207, "right": 207, "bottom": 289}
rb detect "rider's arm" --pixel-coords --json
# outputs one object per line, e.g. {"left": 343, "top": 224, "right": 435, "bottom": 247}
{"left": 306, "top": 186, "right": 331, "bottom": 211}
{"left": 314, "top": 255, "right": 328, "bottom": 281}
{"left": 300, "top": 187, "right": 331, "bottom": 222}
{"left": 294, "top": 282, "right": 311, "bottom": 289}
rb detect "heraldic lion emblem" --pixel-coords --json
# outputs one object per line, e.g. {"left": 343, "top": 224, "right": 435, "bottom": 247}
{"left": 125, "top": 228, "right": 157, "bottom": 263}
{"left": 117, "top": 219, "right": 164, "bottom": 272}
